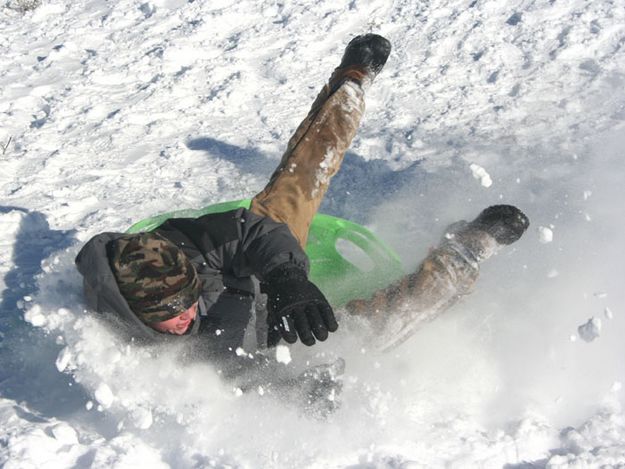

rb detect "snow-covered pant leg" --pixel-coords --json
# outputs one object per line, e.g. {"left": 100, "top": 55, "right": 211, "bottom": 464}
{"left": 346, "top": 229, "right": 500, "bottom": 351}
{"left": 250, "top": 80, "right": 365, "bottom": 248}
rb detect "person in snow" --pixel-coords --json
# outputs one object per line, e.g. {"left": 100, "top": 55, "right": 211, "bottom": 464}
{"left": 75, "top": 34, "right": 529, "bottom": 360}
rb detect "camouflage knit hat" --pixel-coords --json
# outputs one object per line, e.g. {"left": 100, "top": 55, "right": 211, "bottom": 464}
{"left": 108, "top": 233, "right": 201, "bottom": 324}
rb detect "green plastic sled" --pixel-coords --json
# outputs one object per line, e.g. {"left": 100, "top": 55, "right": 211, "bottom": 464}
{"left": 127, "top": 199, "right": 404, "bottom": 307}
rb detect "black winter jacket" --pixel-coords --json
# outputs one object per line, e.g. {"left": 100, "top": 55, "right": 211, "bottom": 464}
{"left": 75, "top": 208, "right": 309, "bottom": 353}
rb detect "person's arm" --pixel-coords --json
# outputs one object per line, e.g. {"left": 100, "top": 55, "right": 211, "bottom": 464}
{"left": 236, "top": 209, "right": 339, "bottom": 347}
{"left": 157, "top": 208, "right": 338, "bottom": 346}
{"left": 235, "top": 209, "right": 310, "bottom": 279}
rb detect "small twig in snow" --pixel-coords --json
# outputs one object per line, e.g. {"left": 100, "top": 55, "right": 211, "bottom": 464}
{"left": 1, "top": 136, "right": 12, "bottom": 155}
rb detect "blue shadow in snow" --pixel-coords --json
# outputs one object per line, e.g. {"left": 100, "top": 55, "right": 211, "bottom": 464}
{"left": 0, "top": 206, "right": 89, "bottom": 419}
{"left": 186, "top": 136, "right": 421, "bottom": 224}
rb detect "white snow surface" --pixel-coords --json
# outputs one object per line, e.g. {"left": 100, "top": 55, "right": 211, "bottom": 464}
{"left": 2, "top": 0, "right": 625, "bottom": 467}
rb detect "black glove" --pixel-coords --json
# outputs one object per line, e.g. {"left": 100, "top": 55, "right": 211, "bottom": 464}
{"left": 261, "top": 264, "right": 338, "bottom": 347}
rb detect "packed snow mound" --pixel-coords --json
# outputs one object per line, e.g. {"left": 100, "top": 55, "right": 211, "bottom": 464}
{"left": 2, "top": 0, "right": 625, "bottom": 467}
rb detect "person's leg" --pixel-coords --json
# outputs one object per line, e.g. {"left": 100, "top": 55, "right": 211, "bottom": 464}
{"left": 250, "top": 34, "right": 391, "bottom": 248}
{"left": 250, "top": 81, "right": 363, "bottom": 248}
{"left": 346, "top": 205, "right": 530, "bottom": 351}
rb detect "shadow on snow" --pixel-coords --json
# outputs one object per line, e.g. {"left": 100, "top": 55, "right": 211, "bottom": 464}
{"left": 186, "top": 136, "right": 423, "bottom": 225}
{"left": 0, "top": 206, "right": 89, "bottom": 420}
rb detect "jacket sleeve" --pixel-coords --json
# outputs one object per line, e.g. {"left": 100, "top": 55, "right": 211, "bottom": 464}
{"left": 237, "top": 209, "right": 310, "bottom": 280}
{"left": 155, "top": 208, "right": 309, "bottom": 281}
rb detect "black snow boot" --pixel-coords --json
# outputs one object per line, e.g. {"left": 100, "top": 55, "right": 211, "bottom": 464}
{"left": 443, "top": 205, "right": 529, "bottom": 263}
{"left": 330, "top": 34, "right": 392, "bottom": 89}
{"left": 470, "top": 205, "right": 530, "bottom": 245}
{"left": 339, "top": 34, "right": 392, "bottom": 78}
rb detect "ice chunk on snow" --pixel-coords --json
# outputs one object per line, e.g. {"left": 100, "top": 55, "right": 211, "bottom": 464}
{"left": 604, "top": 307, "right": 614, "bottom": 319}
{"left": 469, "top": 163, "right": 493, "bottom": 187}
{"left": 139, "top": 2, "right": 156, "bottom": 18}
{"left": 94, "top": 383, "right": 114, "bottom": 409}
{"left": 55, "top": 347, "right": 72, "bottom": 372}
{"left": 275, "top": 345, "right": 291, "bottom": 364}
{"left": 130, "top": 407, "right": 153, "bottom": 430}
{"left": 50, "top": 423, "right": 78, "bottom": 445}
{"left": 24, "top": 304, "right": 46, "bottom": 327}
{"left": 547, "top": 269, "right": 559, "bottom": 278}
{"left": 538, "top": 226, "right": 553, "bottom": 243}
{"left": 578, "top": 317, "right": 601, "bottom": 342}
{"left": 593, "top": 291, "right": 607, "bottom": 299}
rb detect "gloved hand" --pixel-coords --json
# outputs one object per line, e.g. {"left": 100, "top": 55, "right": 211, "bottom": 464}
{"left": 261, "top": 264, "right": 338, "bottom": 347}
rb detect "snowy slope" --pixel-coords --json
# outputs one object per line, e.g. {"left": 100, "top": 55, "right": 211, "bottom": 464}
{"left": 1, "top": 0, "right": 625, "bottom": 467}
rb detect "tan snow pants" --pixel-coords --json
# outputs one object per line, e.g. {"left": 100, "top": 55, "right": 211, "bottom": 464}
{"left": 250, "top": 77, "right": 485, "bottom": 350}
{"left": 250, "top": 79, "right": 365, "bottom": 247}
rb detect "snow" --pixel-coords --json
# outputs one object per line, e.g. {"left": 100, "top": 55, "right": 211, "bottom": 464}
{"left": 577, "top": 317, "right": 602, "bottom": 343}
{"left": 94, "top": 383, "right": 115, "bottom": 409}
{"left": 469, "top": 163, "right": 493, "bottom": 188}
{"left": 55, "top": 346, "right": 72, "bottom": 372}
{"left": 2, "top": 0, "right": 625, "bottom": 467}
{"left": 50, "top": 423, "right": 79, "bottom": 445}
{"left": 547, "top": 268, "right": 559, "bottom": 279}
{"left": 538, "top": 226, "right": 554, "bottom": 244}
{"left": 275, "top": 345, "right": 292, "bottom": 365}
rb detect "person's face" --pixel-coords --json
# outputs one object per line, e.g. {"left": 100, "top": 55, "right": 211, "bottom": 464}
{"left": 149, "top": 301, "right": 198, "bottom": 335}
